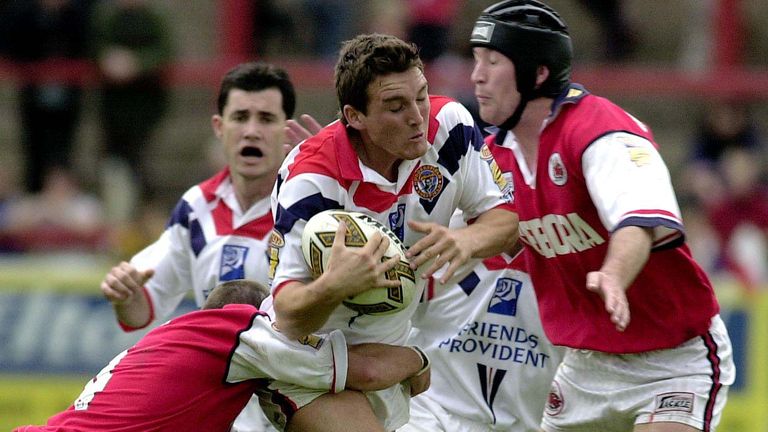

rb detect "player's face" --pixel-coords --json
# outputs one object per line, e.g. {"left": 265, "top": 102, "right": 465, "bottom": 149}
{"left": 348, "top": 67, "right": 430, "bottom": 177}
{"left": 212, "top": 88, "right": 287, "bottom": 182}
{"left": 471, "top": 47, "right": 520, "bottom": 126}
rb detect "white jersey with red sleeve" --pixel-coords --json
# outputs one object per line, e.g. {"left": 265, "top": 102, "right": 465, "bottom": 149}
{"left": 506, "top": 84, "right": 718, "bottom": 353}
{"left": 126, "top": 168, "right": 274, "bottom": 330}
{"left": 267, "top": 95, "right": 512, "bottom": 346}
{"left": 15, "top": 305, "right": 347, "bottom": 432}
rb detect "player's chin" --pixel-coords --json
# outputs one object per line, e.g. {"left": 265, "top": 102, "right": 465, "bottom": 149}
{"left": 402, "top": 142, "right": 429, "bottom": 160}
{"left": 234, "top": 165, "right": 268, "bottom": 180}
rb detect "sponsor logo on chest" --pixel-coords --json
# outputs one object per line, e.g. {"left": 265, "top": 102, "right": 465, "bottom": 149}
{"left": 519, "top": 213, "right": 605, "bottom": 258}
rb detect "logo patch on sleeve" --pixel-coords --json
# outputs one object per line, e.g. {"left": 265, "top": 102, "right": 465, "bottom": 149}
{"left": 628, "top": 147, "right": 652, "bottom": 167}
{"left": 267, "top": 230, "right": 284, "bottom": 281}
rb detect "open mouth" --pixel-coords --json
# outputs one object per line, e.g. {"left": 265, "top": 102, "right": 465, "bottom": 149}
{"left": 241, "top": 147, "right": 263, "bottom": 158}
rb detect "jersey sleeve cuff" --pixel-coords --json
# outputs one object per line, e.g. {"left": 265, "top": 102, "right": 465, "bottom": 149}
{"left": 327, "top": 329, "right": 348, "bottom": 393}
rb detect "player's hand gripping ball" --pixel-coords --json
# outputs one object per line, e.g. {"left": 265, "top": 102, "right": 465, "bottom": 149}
{"left": 301, "top": 210, "right": 416, "bottom": 315}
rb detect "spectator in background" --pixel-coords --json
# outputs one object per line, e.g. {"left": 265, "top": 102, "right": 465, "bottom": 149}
{"left": 576, "top": 0, "right": 637, "bottom": 62}
{"left": 405, "top": 0, "right": 461, "bottom": 62}
{"left": 683, "top": 100, "right": 765, "bottom": 207}
{"left": 0, "top": 0, "right": 93, "bottom": 193}
{"left": 90, "top": 0, "right": 174, "bottom": 223}
{"left": 706, "top": 147, "right": 768, "bottom": 290}
{"left": 678, "top": 101, "right": 766, "bottom": 278}
{"left": 1, "top": 166, "right": 108, "bottom": 252}
{"left": 367, "top": 0, "right": 408, "bottom": 40}
{"left": 303, "top": 0, "right": 355, "bottom": 59}
{"left": 0, "top": 162, "right": 24, "bottom": 253}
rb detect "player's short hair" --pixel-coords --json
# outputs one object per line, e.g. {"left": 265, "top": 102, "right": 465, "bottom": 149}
{"left": 217, "top": 62, "right": 296, "bottom": 118}
{"left": 202, "top": 279, "right": 270, "bottom": 310}
{"left": 334, "top": 33, "right": 423, "bottom": 124}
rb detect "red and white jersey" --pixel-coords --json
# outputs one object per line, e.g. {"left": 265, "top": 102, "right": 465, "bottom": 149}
{"left": 268, "top": 96, "right": 512, "bottom": 345}
{"left": 15, "top": 305, "right": 347, "bottom": 432}
{"left": 502, "top": 84, "right": 718, "bottom": 353}
{"left": 408, "top": 249, "right": 563, "bottom": 430}
{"left": 128, "top": 168, "right": 274, "bottom": 329}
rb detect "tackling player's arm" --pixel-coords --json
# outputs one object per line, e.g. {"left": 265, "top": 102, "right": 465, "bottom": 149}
{"left": 273, "top": 222, "right": 402, "bottom": 339}
{"left": 406, "top": 207, "right": 519, "bottom": 283}
{"left": 347, "top": 344, "right": 430, "bottom": 396}
{"left": 100, "top": 261, "right": 154, "bottom": 329}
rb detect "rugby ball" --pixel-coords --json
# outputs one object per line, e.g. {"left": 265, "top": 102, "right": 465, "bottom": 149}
{"left": 301, "top": 210, "right": 416, "bottom": 315}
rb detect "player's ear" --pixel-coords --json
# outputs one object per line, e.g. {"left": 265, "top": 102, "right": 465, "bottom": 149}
{"left": 212, "top": 114, "right": 224, "bottom": 139}
{"left": 535, "top": 65, "right": 550, "bottom": 88}
{"left": 343, "top": 105, "right": 365, "bottom": 131}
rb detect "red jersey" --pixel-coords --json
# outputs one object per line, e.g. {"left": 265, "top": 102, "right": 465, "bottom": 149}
{"left": 15, "top": 305, "right": 346, "bottom": 431}
{"left": 500, "top": 85, "right": 718, "bottom": 353}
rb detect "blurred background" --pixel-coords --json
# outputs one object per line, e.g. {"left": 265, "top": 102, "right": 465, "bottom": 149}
{"left": 0, "top": 0, "right": 766, "bottom": 430}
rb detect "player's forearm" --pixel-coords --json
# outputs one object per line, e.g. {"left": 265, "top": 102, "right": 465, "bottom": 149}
{"left": 273, "top": 280, "right": 345, "bottom": 339}
{"left": 112, "top": 293, "right": 152, "bottom": 330}
{"left": 345, "top": 344, "right": 426, "bottom": 391}
{"left": 600, "top": 225, "right": 652, "bottom": 289}
{"left": 464, "top": 208, "right": 519, "bottom": 259}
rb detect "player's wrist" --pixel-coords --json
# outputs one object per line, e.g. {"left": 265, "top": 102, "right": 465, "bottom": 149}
{"left": 407, "top": 345, "right": 430, "bottom": 376}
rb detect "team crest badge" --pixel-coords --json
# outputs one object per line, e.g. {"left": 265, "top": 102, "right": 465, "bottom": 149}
{"left": 548, "top": 153, "right": 567, "bottom": 186}
{"left": 413, "top": 165, "right": 444, "bottom": 201}
{"left": 545, "top": 380, "right": 565, "bottom": 416}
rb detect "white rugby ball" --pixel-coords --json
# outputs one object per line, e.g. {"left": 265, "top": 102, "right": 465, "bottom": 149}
{"left": 301, "top": 209, "right": 416, "bottom": 315}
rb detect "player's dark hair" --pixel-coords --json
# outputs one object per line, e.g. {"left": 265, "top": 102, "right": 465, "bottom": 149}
{"left": 334, "top": 33, "right": 424, "bottom": 124}
{"left": 202, "top": 279, "right": 270, "bottom": 310}
{"left": 217, "top": 62, "right": 296, "bottom": 118}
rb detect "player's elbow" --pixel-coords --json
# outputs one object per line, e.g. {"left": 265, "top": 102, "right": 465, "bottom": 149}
{"left": 273, "top": 314, "right": 310, "bottom": 340}
{"left": 346, "top": 357, "right": 392, "bottom": 391}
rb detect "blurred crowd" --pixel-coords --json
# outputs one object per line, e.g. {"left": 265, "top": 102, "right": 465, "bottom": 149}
{"left": 0, "top": 0, "right": 766, "bottom": 293}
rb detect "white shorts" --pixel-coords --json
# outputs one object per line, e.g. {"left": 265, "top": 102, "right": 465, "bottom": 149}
{"left": 541, "top": 315, "right": 735, "bottom": 432}
{"left": 400, "top": 392, "right": 510, "bottom": 432}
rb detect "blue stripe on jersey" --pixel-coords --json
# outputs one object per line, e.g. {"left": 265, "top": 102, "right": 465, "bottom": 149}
{"left": 274, "top": 193, "right": 342, "bottom": 236}
{"left": 458, "top": 271, "right": 481, "bottom": 296}
{"left": 190, "top": 219, "right": 206, "bottom": 256}
{"left": 275, "top": 172, "right": 284, "bottom": 198}
{"left": 167, "top": 199, "right": 207, "bottom": 256}
{"left": 167, "top": 199, "right": 192, "bottom": 229}
{"left": 436, "top": 123, "right": 479, "bottom": 175}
